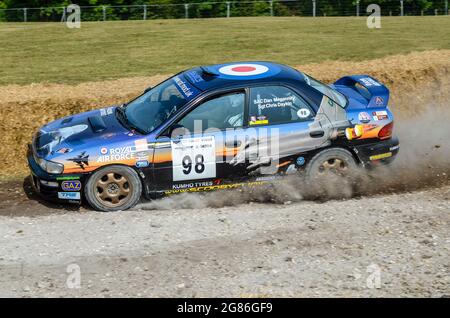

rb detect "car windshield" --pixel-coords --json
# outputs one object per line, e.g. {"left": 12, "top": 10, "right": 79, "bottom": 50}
{"left": 124, "top": 76, "right": 195, "bottom": 133}
{"left": 302, "top": 74, "right": 348, "bottom": 108}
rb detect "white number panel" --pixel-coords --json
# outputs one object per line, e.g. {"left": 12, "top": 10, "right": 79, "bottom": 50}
{"left": 171, "top": 136, "right": 216, "bottom": 181}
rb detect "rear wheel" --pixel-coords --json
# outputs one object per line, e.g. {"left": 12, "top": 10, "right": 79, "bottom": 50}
{"left": 85, "top": 165, "right": 142, "bottom": 212}
{"left": 305, "top": 148, "right": 358, "bottom": 198}
{"left": 306, "top": 148, "right": 357, "bottom": 179}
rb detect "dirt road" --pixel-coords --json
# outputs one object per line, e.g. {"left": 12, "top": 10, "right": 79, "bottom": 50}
{"left": 0, "top": 182, "right": 448, "bottom": 297}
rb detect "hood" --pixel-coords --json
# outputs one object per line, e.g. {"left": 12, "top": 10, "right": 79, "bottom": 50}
{"left": 34, "top": 106, "right": 129, "bottom": 159}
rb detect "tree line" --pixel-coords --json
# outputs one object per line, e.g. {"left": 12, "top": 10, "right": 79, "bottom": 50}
{"left": 0, "top": 1, "right": 446, "bottom": 22}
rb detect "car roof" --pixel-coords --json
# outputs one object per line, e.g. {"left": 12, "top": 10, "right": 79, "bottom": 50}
{"left": 181, "top": 61, "right": 307, "bottom": 92}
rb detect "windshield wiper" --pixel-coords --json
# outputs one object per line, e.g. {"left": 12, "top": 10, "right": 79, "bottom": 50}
{"left": 115, "top": 106, "right": 147, "bottom": 135}
{"left": 115, "top": 106, "right": 129, "bottom": 128}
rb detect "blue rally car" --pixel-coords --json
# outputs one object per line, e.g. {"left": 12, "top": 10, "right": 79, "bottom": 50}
{"left": 28, "top": 62, "right": 399, "bottom": 211}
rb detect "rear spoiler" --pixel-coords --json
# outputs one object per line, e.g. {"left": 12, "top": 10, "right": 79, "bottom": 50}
{"left": 334, "top": 75, "right": 389, "bottom": 108}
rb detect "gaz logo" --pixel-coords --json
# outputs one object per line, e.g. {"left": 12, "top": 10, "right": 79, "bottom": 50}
{"left": 61, "top": 180, "right": 82, "bottom": 191}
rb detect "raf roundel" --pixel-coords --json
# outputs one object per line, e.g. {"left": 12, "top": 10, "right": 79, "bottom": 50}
{"left": 218, "top": 64, "right": 269, "bottom": 77}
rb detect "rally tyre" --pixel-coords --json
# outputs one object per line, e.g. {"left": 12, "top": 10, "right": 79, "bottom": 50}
{"left": 85, "top": 165, "right": 142, "bottom": 212}
{"left": 305, "top": 147, "right": 358, "bottom": 180}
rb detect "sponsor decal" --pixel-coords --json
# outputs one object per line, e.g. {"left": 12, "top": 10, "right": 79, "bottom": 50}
{"left": 372, "top": 110, "right": 388, "bottom": 121}
{"left": 360, "top": 77, "right": 381, "bottom": 87}
{"left": 219, "top": 64, "right": 269, "bottom": 77}
{"left": 135, "top": 160, "right": 149, "bottom": 168}
{"left": 390, "top": 145, "right": 400, "bottom": 151}
{"left": 296, "top": 156, "right": 306, "bottom": 166}
{"left": 173, "top": 76, "right": 197, "bottom": 99}
{"left": 255, "top": 175, "right": 281, "bottom": 182}
{"left": 135, "top": 151, "right": 150, "bottom": 160}
{"left": 250, "top": 115, "right": 267, "bottom": 122}
{"left": 358, "top": 112, "right": 371, "bottom": 124}
{"left": 68, "top": 151, "right": 89, "bottom": 170}
{"left": 172, "top": 181, "right": 214, "bottom": 190}
{"left": 56, "top": 176, "right": 80, "bottom": 181}
{"left": 134, "top": 139, "right": 148, "bottom": 152}
{"left": 100, "top": 107, "right": 114, "bottom": 116}
{"left": 97, "top": 146, "right": 133, "bottom": 163}
{"left": 297, "top": 108, "right": 311, "bottom": 119}
{"left": 97, "top": 141, "right": 149, "bottom": 163}
{"left": 369, "top": 152, "right": 392, "bottom": 161}
{"left": 375, "top": 96, "right": 384, "bottom": 106}
{"left": 249, "top": 119, "right": 269, "bottom": 126}
{"left": 185, "top": 70, "right": 204, "bottom": 83}
{"left": 61, "top": 180, "right": 82, "bottom": 191}
{"left": 165, "top": 181, "right": 267, "bottom": 195}
{"left": 58, "top": 192, "right": 81, "bottom": 200}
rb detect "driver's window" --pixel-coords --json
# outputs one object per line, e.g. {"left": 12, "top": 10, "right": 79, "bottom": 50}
{"left": 177, "top": 92, "right": 245, "bottom": 133}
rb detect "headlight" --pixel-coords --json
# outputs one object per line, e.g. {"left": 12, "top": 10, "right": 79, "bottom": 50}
{"left": 36, "top": 157, "right": 64, "bottom": 174}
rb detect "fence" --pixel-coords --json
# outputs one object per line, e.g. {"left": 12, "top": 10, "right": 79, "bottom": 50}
{"left": 0, "top": 0, "right": 449, "bottom": 22}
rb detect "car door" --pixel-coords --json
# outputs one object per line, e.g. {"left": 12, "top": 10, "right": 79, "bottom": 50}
{"left": 152, "top": 90, "right": 248, "bottom": 194}
{"left": 229, "top": 85, "right": 331, "bottom": 175}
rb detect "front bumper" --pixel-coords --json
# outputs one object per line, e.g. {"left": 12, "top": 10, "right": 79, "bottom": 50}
{"left": 353, "top": 136, "right": 399, "bottom": 166}
{"left": 27, "top": 145, "right": 83, "bottom": 204}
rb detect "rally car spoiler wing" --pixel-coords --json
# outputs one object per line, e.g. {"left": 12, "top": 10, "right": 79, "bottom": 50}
{"left": 334, "top": 75, "right": 389, "bottom": 108}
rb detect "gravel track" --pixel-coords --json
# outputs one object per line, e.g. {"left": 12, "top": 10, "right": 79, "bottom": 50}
{"left": 0, "top": 184, "right": 448, "bottom": 297}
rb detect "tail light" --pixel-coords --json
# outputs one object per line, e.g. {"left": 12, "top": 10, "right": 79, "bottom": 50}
{"left": 378, "top": 122, "right": 393, "bottom": 140}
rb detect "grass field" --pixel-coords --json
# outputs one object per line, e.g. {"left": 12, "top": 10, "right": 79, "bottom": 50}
{"left": 0, "top": 16, "right": 449, "bottom": 85}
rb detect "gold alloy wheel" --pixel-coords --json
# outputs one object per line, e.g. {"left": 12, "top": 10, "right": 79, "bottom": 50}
{"left": 317, "top": 158, "right": 348, "bottom": 176}
{"left": 95, "top": 172, "right": 132, "bottom": 207}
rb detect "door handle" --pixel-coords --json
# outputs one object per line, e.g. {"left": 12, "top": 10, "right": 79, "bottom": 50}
{"left": 310, "top": 130, "right": 325, "bottom": 138}
{"left": 225, "top": 140, "right": 242, "bottom": 148}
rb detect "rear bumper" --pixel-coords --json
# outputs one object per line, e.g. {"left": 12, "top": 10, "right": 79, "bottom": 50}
{"left": 353, "top": 136, "right": 399, "bottom": 166}
{"left": 27, "top": 145, "right": 83, "bottom": 204}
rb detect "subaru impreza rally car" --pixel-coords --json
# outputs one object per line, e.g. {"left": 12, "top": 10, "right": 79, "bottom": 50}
{"left": 28, "top": 62, "right": 399, "bottom": 211}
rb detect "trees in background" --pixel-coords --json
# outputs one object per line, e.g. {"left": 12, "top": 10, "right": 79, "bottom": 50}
{"left": 0, "top": 0, "right": 445, "bottom": 21}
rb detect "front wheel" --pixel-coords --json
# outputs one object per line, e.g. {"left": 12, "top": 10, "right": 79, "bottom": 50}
{"left": 85, "top": 165, "right": 142, "bottom": 212}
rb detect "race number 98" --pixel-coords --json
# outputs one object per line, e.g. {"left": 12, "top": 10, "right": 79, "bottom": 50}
{"left": 182, "top": 154, "right": 205, "bottom": 175}
{"left": 172, "top": 137, "right": 216, "bottom": 181}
